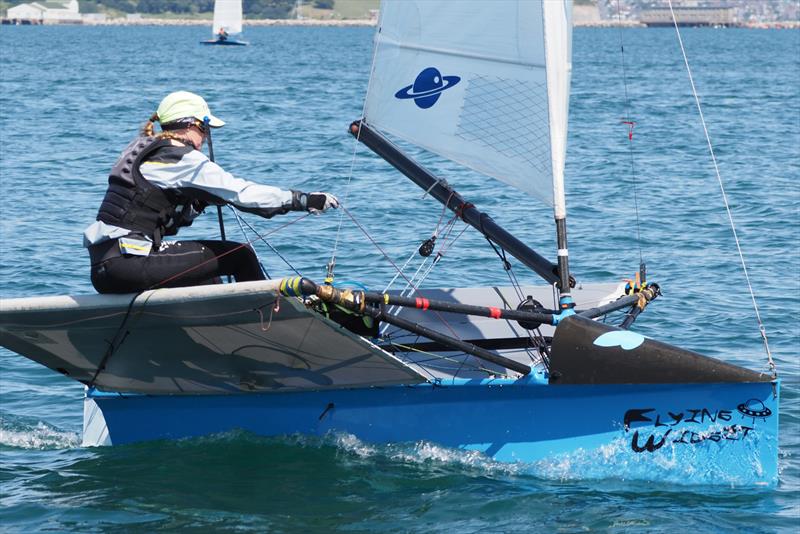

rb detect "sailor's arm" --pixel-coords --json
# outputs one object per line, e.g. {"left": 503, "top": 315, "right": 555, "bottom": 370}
{"left": 140, "top": 148, "right": 337, "bottom": 218}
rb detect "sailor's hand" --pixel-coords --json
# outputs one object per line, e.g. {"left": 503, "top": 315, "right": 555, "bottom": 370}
{"left": 307, "top": 192, "right": 339, "bottom": 214}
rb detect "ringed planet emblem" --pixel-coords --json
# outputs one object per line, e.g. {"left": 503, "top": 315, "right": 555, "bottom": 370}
{"left": 395, "top": 67, "right": 461, "bottom": 109}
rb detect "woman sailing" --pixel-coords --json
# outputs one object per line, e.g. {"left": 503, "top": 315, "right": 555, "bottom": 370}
{"left": 84, "top": 91, "right": 338, "bottom": 294}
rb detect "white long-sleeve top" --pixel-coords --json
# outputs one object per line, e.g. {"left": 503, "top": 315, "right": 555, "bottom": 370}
{"left": 84, "top": 141, "right": 294, "bottom": 247}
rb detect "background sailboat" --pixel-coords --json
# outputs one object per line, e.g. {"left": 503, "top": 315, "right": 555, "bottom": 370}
{"left": 201, "top": 0, "right": 248, "bottom": 46}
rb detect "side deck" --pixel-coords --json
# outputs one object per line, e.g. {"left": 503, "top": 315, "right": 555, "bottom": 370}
{"left": 0, "top": 280, "right": 624, "bottom": 394}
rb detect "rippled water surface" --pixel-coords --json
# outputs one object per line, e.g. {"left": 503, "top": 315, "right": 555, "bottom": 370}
{"left": 1, "top": 25, "right": 799, "bottom": 532}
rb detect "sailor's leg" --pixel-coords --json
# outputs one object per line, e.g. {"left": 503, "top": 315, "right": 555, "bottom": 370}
{"left": 89, "top": 239, "right": 263, "bottom": 293}
{"left": 142, "top": 241, "right": 225, "bottom": 288}
{"left": 196, "top": 240, "right": 266, "bottom": 282}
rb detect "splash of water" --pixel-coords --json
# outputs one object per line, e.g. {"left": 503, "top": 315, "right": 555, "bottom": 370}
{"left": 0, "top": 417, "right": 79, "bottom": 450}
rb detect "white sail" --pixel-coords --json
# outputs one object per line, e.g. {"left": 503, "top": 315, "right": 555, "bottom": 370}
{"left": 363, "top": 0, "right": 573, "bottom": 208}
{"left": 212, "top": 0, "right": 243, "bottom": 36}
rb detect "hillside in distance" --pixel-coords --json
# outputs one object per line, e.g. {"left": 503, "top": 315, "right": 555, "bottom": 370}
{"left": 1, "top": 0, "right": 380, "bottom": 20}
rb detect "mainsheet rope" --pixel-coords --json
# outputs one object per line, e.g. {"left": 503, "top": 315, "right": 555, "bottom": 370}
{"left": 229, "top": 207, "right": 304, "bottom": 276}
{"left": 383, "top": 199, "right": 460, "bottom": 295}
{"left": 667, "top": 0, "right": 776, "bottom": 376}
{"left": 341, "top": 205, "right": 463, "bottom": 340}
{"left": 385, "top": 210, "right": 459, "bottom": 299}
{"left": 379, "top": 214, "right": 464, "bottom": 337}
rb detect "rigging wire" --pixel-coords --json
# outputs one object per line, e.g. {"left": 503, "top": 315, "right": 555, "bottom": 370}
{"left": 89, "top": 289, "right": 157, "bottom": 386}
{"left": 328, "top": 16, "right": 384, "bottom": 281}
{"left": 379, "top": 216, "right": 463, "bottom": 336}
{"left": 229, "top": 208, "right": 304, "bottom": 277}
{"left": 340, "top": 205, "right": 464, "bottom": 341}
{"left": 666, "top": 0, "right": 776, "bottom": 377}
{"left": 382, "top": 249, "right": 420, "bottom": 293}
{"left": 615, "top": 0, "right": 644, "bottom": 266}
{"left": 384, "top": 340, "right": 504, "bottom": 378}
{"left": 149, "top": 210, "right": 310, "bottom": 289}
{"left": 483, "top": 238, "right": 549, "bottom": 367}
{"left": 378, "top": 217, "right": 466, "bottom": 338}
{"left": 230, "top": 206, "right": 271, "bottom": 279}
{"left": 341, "top": 205, "right": 418, "bottom": 288}
{"left": 393, "top": 214, "right": 460, "bottom": 297}
{"left": 386, "top": 214, "right": 461, "bottom": 302}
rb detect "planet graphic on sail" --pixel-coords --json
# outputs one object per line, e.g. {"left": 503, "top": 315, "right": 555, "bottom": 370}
{"left": 395, "top": 67, "right": 461, "bottom": 109}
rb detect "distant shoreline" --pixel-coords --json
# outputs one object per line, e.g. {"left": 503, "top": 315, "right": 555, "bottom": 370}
{"left": 91, "top": 18, "right": 378, "bottom": 27}
{"left": 87, "top": 18, "right": 800, "bottom": 29}
{"left": 3, "top": 17, "right": 798, "bottom": 29}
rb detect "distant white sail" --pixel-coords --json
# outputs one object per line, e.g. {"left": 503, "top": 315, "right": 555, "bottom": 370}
{"left": 363, "top": 0, "right": 573, "bottom": 208}
{"left": 212, "top": 0, "right": 243, "bottom": 36}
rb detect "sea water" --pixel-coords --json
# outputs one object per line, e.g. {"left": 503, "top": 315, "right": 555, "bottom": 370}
{"left": 0, "top": 25, "right": 798, "bottom": 532}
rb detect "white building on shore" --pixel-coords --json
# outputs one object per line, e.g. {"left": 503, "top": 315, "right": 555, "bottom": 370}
{"left": 6, "top": 0, "right": 81, "bottom": 24}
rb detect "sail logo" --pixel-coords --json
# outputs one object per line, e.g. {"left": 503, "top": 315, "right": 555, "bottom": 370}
{"left": 395, "top": 67, "right": 460, "bottom": 109}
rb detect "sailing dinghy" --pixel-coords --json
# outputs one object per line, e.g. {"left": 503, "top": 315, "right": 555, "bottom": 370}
{"left": 201, "top": 0, "right": 248, "bottom": 46}
{"left": 0, "top": 0, "right": 779, "bottom": 485}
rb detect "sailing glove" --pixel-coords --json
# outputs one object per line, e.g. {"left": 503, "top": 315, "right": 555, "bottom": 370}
{"left": 307, "top": 192, "right": 339, "bottom": 214}
{"left": 290, "top": 191, "right": 340, "bottom": 214}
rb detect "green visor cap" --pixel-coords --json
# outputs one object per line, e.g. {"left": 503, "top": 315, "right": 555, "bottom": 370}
{"left": 156, "top": 91, "right": 225, "bottom": 128}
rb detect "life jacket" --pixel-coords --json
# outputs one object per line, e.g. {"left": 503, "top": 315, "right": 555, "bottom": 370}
{"left": 96, "top": 136, "right": 202, "bottom": 246}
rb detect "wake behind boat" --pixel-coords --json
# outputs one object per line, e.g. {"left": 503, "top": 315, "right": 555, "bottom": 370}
{"left": 201, "top": 0, "right": 248, "bottom": 46}
{"left": 0, "top": 0, "right": 780, "bottom": 485}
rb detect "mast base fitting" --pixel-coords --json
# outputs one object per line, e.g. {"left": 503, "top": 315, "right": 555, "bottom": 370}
{"left": 552, "top": 295, "right": 576, "bottom": 325}
{"left": 516, "top": 296, "right": 545, "bottom": 330}
{"left": 553, "top": 267, "right": 577, "bottom": 289}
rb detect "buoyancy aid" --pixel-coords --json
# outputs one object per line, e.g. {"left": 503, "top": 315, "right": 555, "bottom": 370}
{"left": 96, "top": 136, "right": 204, "bottom": 246}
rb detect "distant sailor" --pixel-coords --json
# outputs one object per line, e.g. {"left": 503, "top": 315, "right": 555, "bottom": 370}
{"left": 84, "top": 91, "right": 338, "bottom": 294}
{"left": 217, "top": 28, "right": 228, "bottom": 41}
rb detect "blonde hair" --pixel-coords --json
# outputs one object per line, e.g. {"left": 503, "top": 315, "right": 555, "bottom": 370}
{"left": 140, "top": 112, "right": 198, "bottom": 142}
{"left": 141, "top": 112, "right": 159, "bottom": 137}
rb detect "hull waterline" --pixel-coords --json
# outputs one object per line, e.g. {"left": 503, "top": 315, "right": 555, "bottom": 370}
{"left": 84, "top": 379, "right": 779, "bottom": 485}
{"left": 200, "top": 39, "right": 248, "bottom": 46}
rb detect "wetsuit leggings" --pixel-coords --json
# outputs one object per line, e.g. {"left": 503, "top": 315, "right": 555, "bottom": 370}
{"left": 89, "top": 239, "right": 265, "bottom": 294}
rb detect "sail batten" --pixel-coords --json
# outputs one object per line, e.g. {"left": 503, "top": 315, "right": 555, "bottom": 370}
{"left": 376, "top": 37, "right": 548, "bottom": 69}
{"left": 364, "top": 0, "right": 573, "bottom": 207}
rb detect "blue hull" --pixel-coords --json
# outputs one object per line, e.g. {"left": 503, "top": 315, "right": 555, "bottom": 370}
{"left": 200, "top": 39, "right": 248, "bottom": 46}
{"left": 86, "top": 379, "right": 779, "bottom": 485}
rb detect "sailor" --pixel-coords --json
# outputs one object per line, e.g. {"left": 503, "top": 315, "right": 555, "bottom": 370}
{"left": 84, "top": 91, "right": 339, "bottom": 294}
{"left": 217, "top": 28, "right": 228, "bottom": 41}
